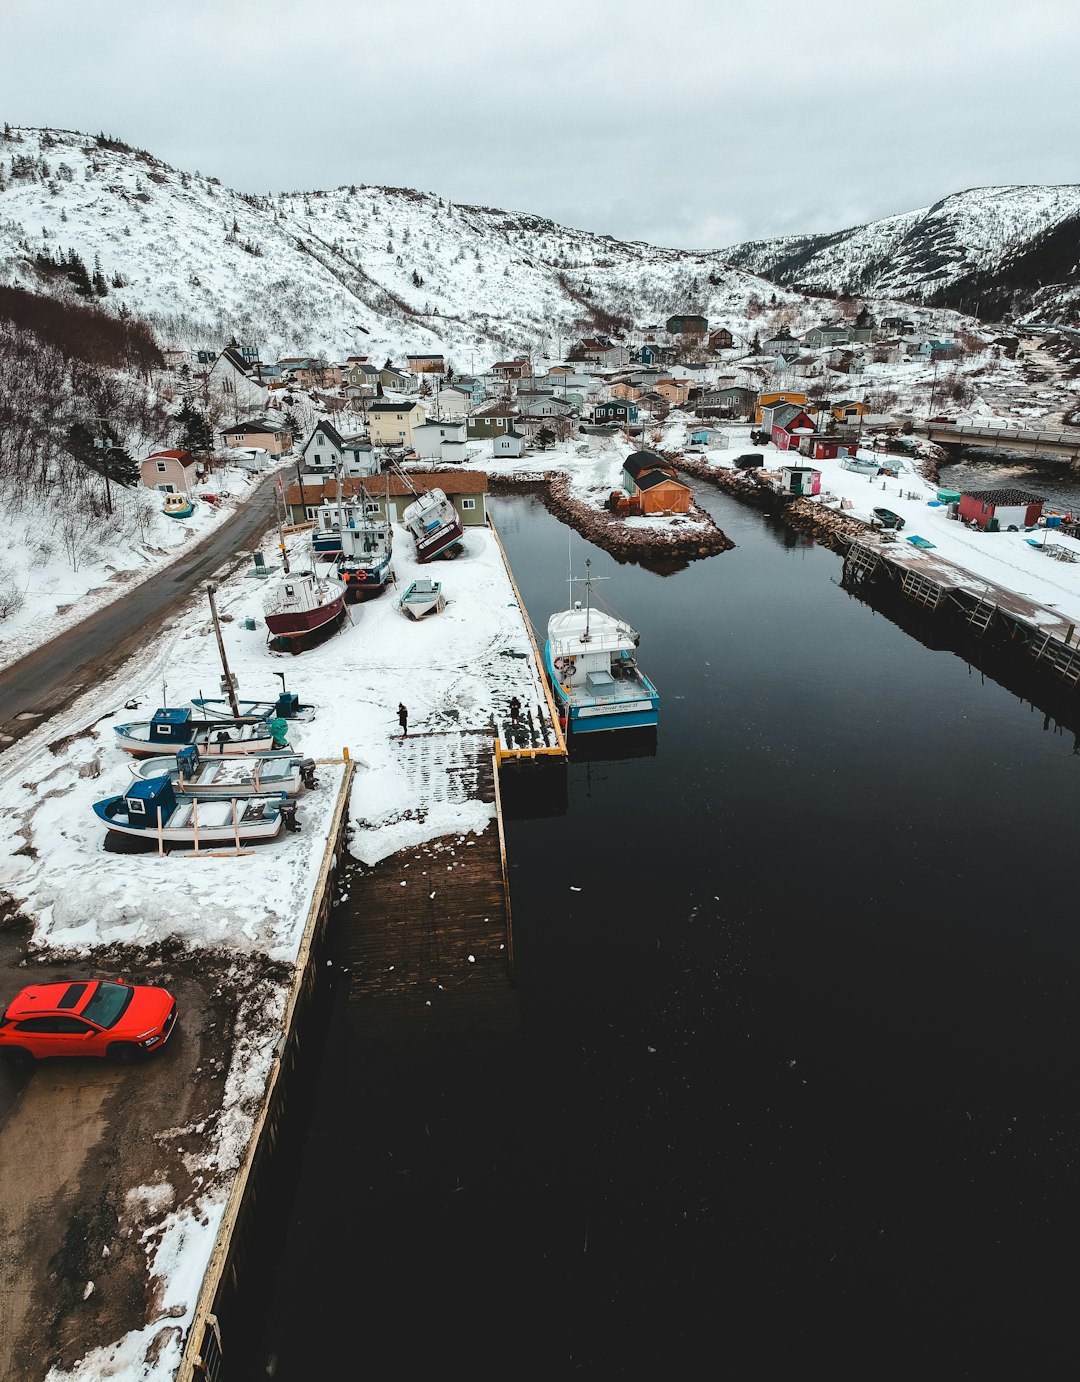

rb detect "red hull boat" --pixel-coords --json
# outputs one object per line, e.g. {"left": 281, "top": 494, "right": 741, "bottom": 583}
{"left": 264, "top": 572, "right": 347, "bottom": 642}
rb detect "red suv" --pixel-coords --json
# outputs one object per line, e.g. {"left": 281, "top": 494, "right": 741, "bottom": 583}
{"left": 0, "top": 979, "right": 177, "bottom": 1068}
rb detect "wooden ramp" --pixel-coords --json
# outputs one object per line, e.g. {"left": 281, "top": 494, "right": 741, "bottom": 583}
{"left": 335, "top": 731, "right": 517, "bottom": 1039}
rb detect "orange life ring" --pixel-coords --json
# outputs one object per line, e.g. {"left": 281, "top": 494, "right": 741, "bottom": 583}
{"left": 554, "top": 655, "right": 569, "bottom": 671}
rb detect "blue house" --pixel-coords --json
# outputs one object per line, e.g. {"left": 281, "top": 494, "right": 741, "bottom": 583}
{"left": 593, "top": 399, "right": 639, "bottom": 424}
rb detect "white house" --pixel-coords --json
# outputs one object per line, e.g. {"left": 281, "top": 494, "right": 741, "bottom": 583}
{"left": 300, "top": 420, "right": 377, "bottom": 477}
{"left": 412, "top": 419, "right": 468, "bottom": 461}
{"left": 432, "top": 387, "right": 471, "bottom": 419}
{"left": 208, "top": 346, "right": 267, "bottom": 413}
{"left": 492, "top": 430, "right": 527, "bottom": 458}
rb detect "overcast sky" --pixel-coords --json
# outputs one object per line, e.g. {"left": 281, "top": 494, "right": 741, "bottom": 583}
{"left": 5, "top": 0, "right": 1080, "bottom": 249}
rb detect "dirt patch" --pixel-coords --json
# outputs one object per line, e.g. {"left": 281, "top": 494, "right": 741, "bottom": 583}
{"left": 0, "top": 939, "right": 289, "bottom": 1382}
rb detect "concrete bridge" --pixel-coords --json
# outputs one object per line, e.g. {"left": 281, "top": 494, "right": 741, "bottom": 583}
{"left": 913, "top": 420, "right": 1080, "bottom": 466}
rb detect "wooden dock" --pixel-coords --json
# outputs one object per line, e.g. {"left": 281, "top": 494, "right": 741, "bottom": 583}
{"left": 335, "top": 731, "right": 518, "bottom": 1038}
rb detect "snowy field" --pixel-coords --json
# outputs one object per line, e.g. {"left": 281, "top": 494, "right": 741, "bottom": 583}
{"left": 0, "top": 459, "right": 292, "bottom": 669}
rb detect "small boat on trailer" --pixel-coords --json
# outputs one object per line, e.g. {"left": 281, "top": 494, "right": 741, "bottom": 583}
{"left": 93, "top": 774, "right": 295, "bottom": 845}
{"left": 129, "top": 745, "right": 317, "bottom": 798}
{"left": 113, "top": 707, "right": 287, "bottom": 758}
{"left": 544, "top": 568, "right": 659, "bottom": 737}
{"left": 399, "top": 579, "right": 445, "bottom": 620}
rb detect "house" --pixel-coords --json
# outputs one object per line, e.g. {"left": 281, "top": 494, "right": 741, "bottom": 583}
{"left": 802, "top": 325, "right": 852, "bottom": 349}
{"left": 366, "top": 399, "right": 427, "bottom": 447}
{"left": 284, "top": 472, "right": 489, "bottom": 528}
{"left": 665, "top": 315, "right": 708, "bottom": 339}
{"left": 610, "top": 381, "right": 643, "bottom": 403}
{"left": 829, "top": 399, "right": 871, "bottom": 423}
{"left": 880, "top": 315, "right": 915, "bottom": 335}
{"left": 754, "top": 390, "right": 808, "bottom": 423}
{"left": 768, "top": 404, "right": 817, "bottom": 451}
{"left": 653, "top": 378, "right": 692, "bottom": 407}
{"left": 300, "top": 421, "right": 376, "bottom": 477}
{"left": 140, "top": 449, "right": 199, "bottom": 495}
{"left": 406, "top": 354, "right": 445, "bottom": 375}
{"left": 695, "top": 385, "right": 756, "bottom": 420}
{"left": 762, "top": 328, "right": 800, "bottom": 358}
{"left": 518, "top": 397, "right": 575, "bottom": 421}
{"left": 208, "top": 347, "right": 267, "bottom": 412}
{"left": 620, "top": 452, "right": 691, "bottom": 515}
{"left": 344, "top": 362, "right": 382, "bottom": 396}
{"left": 379, "top": 366, "right": 411, "bottom": 392}
{"left": 591, "top": 399, "right": 638, "bottom": 425}
{"left": 776, "top": 465, "right": 822, "bottom": 497}
{"left": 708, "top": 328, "right": 735, "bottom": 352}
{"left": 957, "top": 488, "right": 1045, "bottom": 531}
{"left": 634, "top": 468, "right": 693, "bottom": 514}
{"left": 799, "top": 434, "right": 855, "bottom": 461}
{"left": 467, "top": 402, "right": 517, "bottom": 439}
{"left": 412, "top": 418, "right": 469, "bottom": 461}
{"left": 492, "top": 429, "right": 527, "bottom": 458}
{"left": 489, "top": 357, "right": 531, "bottom": 381}
{"left": 452, "top": 375, "right": 487, "bottom": 406}
{"left": 689, "top": 427, "right": 727, "bottom": 447}
{"left": 431, "top": 386, "right": 471, "bottom": 418}
{"left": 632, "top": 343, "right": 678, "bottom": 367}
{"left": 220, "top": 416, "right": 293, "bottom": 456}
{"left": 571, "top": 338, "right": 630, "bottom": 368}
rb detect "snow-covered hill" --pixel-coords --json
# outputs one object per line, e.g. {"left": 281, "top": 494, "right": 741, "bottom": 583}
{"left": 0, "top": 125, "right": 803, "bottom": 361}
{"left": 723, "top": 186, "right": 1080, "bottom": 323}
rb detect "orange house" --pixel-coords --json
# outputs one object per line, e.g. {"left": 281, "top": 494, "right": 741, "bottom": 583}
{"left": 635, "top": 470, "right": 692, "bottom": 514}
{"left": 654, "top": 378, "right": 691, "bottom": 406}
{"left": 754, "top": 390, "right": 808, "bottom": 424}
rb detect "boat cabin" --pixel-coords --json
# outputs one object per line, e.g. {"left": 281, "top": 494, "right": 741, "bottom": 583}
{"left": 147, "top": 708, "right": 198, "bottom": 746}
{"left": 122, "top": 775, "right": 177, "bottom": 828}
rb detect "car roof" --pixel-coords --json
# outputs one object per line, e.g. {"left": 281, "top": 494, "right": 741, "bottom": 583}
{"left": 4, "top": 981, "right": 100, "bottom": 1018}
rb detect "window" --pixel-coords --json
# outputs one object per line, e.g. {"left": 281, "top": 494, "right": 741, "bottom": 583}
{"left": 127, "top": 798, "right": 146, "bottom": 815}
{"left": 156, "top": 461, "right": 167, "bottom": 472}
{"left": 305, "top": 506, "right": 319, "bottom": 521}
{"left": 462, "top": 498, "right": 476, "bottom": 510}
{"left": 365, "top": 503, "right": 380, "bottom": 515}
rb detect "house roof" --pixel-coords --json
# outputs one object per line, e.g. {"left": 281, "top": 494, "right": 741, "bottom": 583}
{"left": 217, "top": 346, "right": 252, "bottom": 374}
{"left": 286, "top": 472, "right": 489, "bottom": 505}
{"left": 636, "top": 470, "right": 689, "bottom": 492}
{"left": 222, "top": 417, "right": 288, "bottom": 434}
{"left": 473, "top": 402, "right": 517, "bottom": 418}
{"left": 368, "top": 400, "right": 422, "bottom": 413}
{"left": 962, "top": 489, "right": 1045, "bottom": 506}
{"left": 623, "top": 450, "right": 670, "bottom": 478}
{"left": 307, "top": 420, "right": 345, "bottom": 449}
{"left": 146, "top": 449, "right": 193, "bottom": 463}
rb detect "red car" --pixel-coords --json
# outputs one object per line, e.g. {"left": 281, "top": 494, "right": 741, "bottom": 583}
{"left": 0, "top": 979, "right": 177, "bottom": 1068}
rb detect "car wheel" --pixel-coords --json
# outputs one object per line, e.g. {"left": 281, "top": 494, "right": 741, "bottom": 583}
{"left": 108, "top": 1043, "right": 141, "bottom": 1065}
{"left": 3, "top": 1047, "right": 35, "bottom": 1070}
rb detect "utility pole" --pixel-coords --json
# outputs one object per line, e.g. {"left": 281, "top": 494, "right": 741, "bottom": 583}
{"left": 207, "top": 584, "right": 240, "bottom": 717}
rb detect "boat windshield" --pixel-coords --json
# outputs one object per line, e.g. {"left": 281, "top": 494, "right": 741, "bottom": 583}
{"left": 82, "top": 981, "right": 133, "bottom": 1029}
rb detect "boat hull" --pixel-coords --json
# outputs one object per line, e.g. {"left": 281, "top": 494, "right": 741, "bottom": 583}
{"left": 337, "top": 555, "right": 392, "bottom": 601}
{"left": 544, "top": 644, "right": 659, "bottom": 735}
{"left": 93, "top": 796, "right": 285, "bottom": 843}
{"left": 414, "top": 523, "right": 464, "bottom": 563}
{"left": 114, "top": 726, "right": 279, "bottom": 757}
{"left": 265, "top": 597, "right": 346, "bottom": 640}
{"left": 131, "top": 755, "right": 308, "bottom": 797}
{"left": 189, "top": 698, "right": 315, "bottom": 723}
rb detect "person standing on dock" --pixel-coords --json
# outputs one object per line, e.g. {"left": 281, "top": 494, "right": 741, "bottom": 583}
{"left": 509, "top": 695, "right": 521, "bottom": 725}
{"left": 397, "top": 703, "right": 409, "bottom": 739}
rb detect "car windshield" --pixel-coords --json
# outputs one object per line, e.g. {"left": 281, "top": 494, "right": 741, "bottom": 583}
{"left": 81, "top": 982, "right": 133, "bottom": 1029}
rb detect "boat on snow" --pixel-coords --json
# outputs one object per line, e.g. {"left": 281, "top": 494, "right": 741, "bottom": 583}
{"left": 263, "top": 570, "right": 347, "bottom": 644}
{"left": 399, "top": 578, "right": 445, "bottom": 619}
{"left": 93, "top": 773, "right": 294, "bottom": 845}
{"left": 113, "top": 707, "right": 288, "bottom": 758}
{"left": 401, "top": 487, "right": 465, "bottom": 563}
{"left": 189, "top": 687, "right": 315, "bottom": 723}
{"left": 334, "top": 489, "right": 393, "bottom": 600}
{"left": 128, "top": 744, "right": 317, "bottom": 798}
{"left": 544, "top": 569, "right": 659, "bottom": 736}
{"left": 162, "top": 493, "right": 194, "bottom": 518}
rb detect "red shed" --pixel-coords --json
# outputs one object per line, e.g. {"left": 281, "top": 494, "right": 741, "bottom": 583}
{"left": 799, "top": 434, "right": 854, "bottom": 461}
{"left": 771, "top": 407, "right": 816, "bottom": 451}
{"left": 957, "top": 488, "right": 1045, "bottom": 532}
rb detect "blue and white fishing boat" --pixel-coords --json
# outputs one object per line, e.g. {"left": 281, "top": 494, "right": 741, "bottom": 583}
{"left": 334, "top": 485, "right": 394, "bottom": 600}
{"left": 113, "top": 707, "right": 288, "bottom": 758}
{"left": 128, "top": 745, "right": 317, "bottom": 798}
{"left": 93, "top": 774, "right": 293, "bottom": 845}
{"left": 544, "top": 567, "right": 659, "bottom": 736}
{"left": 189, "top": 687, "right": 315, "bottom": 723}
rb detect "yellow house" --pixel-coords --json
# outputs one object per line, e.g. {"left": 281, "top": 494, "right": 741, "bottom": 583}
{"left": 366, "top": 399, "right": 428, "bottom": 446}
{"left": 610, "top": 381, "right": 643, "bottom": 402}
{"left": 754, "top": 390, "right": 808, "bottom": 424}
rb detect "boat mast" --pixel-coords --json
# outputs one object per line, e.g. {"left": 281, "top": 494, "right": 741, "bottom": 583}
{"left": 207, "top": 583, "right": 240, "bottom": 717}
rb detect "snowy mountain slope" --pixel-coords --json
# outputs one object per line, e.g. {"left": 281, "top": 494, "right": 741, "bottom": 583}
{"left": 723, "top": 186, "right": 1080, "bottom": 321}
{"left": 0, "top": 126, "right": 800, "bottom": 361}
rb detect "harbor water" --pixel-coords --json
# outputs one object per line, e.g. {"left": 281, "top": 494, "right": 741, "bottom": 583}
{"left": 228, "top": 484, "right": 1080, "bottom": 1378}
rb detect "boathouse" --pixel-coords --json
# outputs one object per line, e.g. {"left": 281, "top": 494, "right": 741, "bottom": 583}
{"left": 769, "top": 404, "right": 817, "bottom": 451}
{"left": 799, "top": 434, "right": 854, "bottom": 461}
{"left": 777, "top": 464, "right": 821, "bottom": 497}
{"left": 957, "top": 488, "right": 1046, "bottom": 532}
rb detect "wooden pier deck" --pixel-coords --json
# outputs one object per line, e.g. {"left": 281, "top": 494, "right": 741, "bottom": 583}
{"left": 335, "top": 730, "right": 518, "bottom": 1038}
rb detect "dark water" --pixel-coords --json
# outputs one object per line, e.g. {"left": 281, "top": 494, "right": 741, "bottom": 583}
{"left": 230, "top": 488, "right": 1080, "bottom": 1379}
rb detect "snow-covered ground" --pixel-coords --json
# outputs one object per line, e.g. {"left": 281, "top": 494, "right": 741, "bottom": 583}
{"left": 0, "top": 459, "right": 290, "bottom": 669}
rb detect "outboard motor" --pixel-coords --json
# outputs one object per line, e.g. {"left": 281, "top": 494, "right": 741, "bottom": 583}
{"left": 280, "top": 799, "right": 300, "bottom": 833}
{"left": 299, "top": 758, "right": 318, "bottom": 790}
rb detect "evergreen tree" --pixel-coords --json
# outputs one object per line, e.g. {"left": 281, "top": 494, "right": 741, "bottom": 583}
{"left": 65, "top": 248, "right": 93, "bottom": 297}
{"left": 176, "top": 398, "right": 213, "bottom": 455}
